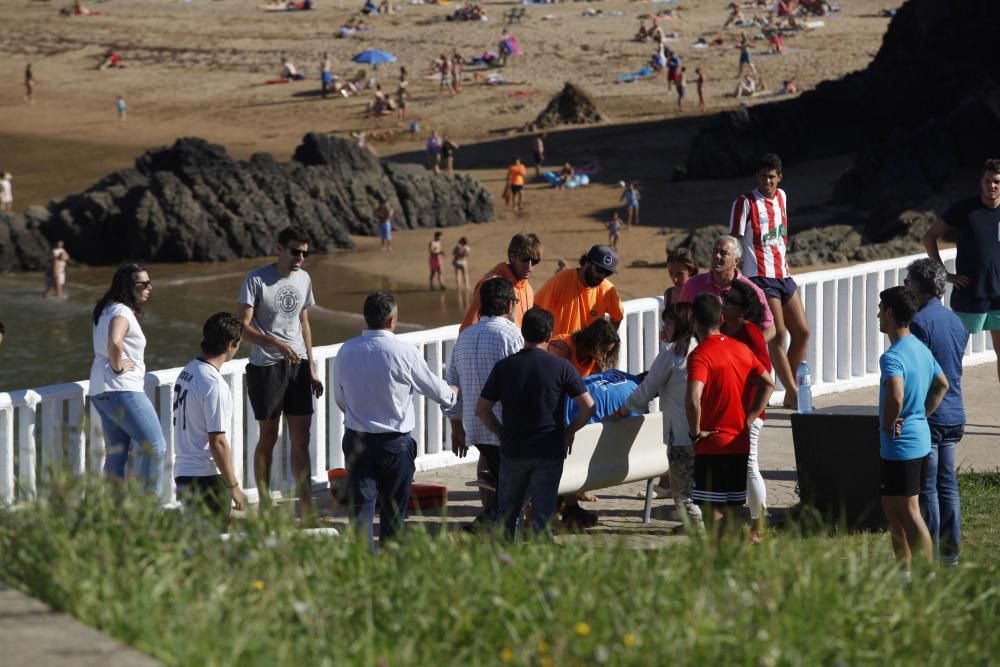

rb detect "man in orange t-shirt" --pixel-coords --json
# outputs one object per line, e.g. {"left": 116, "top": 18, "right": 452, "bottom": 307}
{"left": 534, "top": 244, "right": 624, "bottom": 338}
{"left": 506, "top": 157, "right": 527, "bottom": 212}
{"left": 460, "top": 233, "right": 541, "bottom": 332}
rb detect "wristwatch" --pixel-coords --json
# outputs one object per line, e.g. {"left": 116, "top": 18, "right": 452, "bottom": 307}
{"left": 688, "top": 432, "right": 700, "bottom": 441}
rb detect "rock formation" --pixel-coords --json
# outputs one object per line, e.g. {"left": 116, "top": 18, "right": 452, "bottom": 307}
{"left": 524, "top": 83, "right": 604, "bottom": 132}
{"left": 0, "top": 133, "right": 494, "bottom": 271}
{"left": 666, "top": 209, "right": 937, "bottom": 270}
{"left": 685, "top": 0, "right": 1000, "bottom": 245}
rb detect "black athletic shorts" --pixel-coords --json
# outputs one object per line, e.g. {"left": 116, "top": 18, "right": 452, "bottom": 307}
{"left": 880, "top": 455, "right": 928, "bottom": 497}
{"left": 175, "top": 475, "right": 230, "bottom": 523}
{"left": 510, "top": 184, "right": 524, "bottom": 194}
{"left": 246, "top": 360, "right": 314, "bottom": 421}
{"left": 692, "top": 453, "right": 749, "bottom": 506}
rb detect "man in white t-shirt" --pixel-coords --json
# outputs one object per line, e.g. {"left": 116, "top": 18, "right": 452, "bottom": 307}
{"left": 173, "top": 312, "right": 247, "bottom": 526}
{"left": 238, "top": 226, "right": 324, "bottom": 516}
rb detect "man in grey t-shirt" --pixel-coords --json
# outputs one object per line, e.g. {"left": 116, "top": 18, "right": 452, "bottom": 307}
{"left": 238, "top": 226, "right": 323, "bottom": 515}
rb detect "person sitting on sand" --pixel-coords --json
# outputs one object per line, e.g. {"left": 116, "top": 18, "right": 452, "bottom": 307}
{"left": 735, "top": 74, "right": 757, "bottom": 97}
{"left": 635, "top": 19, "right": 650, "bottom": 42}
{"left": 63, "top": 0, "right": 94, "bottom": 16}
{"left": 281, "top": 58, "right": 306, "bottom": 81}
{"left": 98, "top": 49, "right": 123, "bottom": 71}
{"left": 723, "top": 2, "right": 744, "bottom": 29}
{"left": 769, "top": 31, "right": 785, "bottom": 54}
{"left": 361, "top": 0, "right": 378, "bottom": 15}
{"left": 557, "top": 163, "right": 575, "bottom": 189}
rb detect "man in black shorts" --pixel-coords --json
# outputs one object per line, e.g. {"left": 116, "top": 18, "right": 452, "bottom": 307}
{"left": 238, "top": 226, "right": 324, "bottom": 515}
{"left": 923, "top": 158, "right": 1000, "bottom": 386}
{"left": 686, "top": 294, "right": 773, "bottom": 536}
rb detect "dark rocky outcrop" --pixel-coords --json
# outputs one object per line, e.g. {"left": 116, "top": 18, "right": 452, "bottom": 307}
{"left": 524, "top": 83, "right": 604, "bottom": 132}
{"left": 685, "top": 0, "right": 1000, "bottom": 243}
{"left": 1, "top": 133, "right": 494, "bottom": 270}
{"left": 667, "top": 210, "right": 936, "bottom": 270}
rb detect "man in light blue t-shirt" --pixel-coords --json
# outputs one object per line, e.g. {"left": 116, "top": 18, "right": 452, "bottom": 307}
{"left": 877, "top": 286, "right": 949, "bottom": 579}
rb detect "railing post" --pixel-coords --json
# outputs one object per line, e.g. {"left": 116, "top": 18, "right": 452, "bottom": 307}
{"left": 89, "top": 399, "right": 105, "bottom": 475}
{"left": 0, "top": 397, "right": 14, "bottom": 504}
{"left": 227, "top": 369, "right": 245, "bottom": 486}
{"left": 245, "top": 398, "right": 259, "bottom": 492}
{"left": 40, "top": 398, "right": 62, "bottom": 483}
{"left": 16, "top": 391, "right": 41, "bottom": 501}
{"left": 836, "top": 277, "right": 851, "bottom": 380}
{"left": 821, "top": 280, "right": 836, "bottom": 384}
{"left": 308, "top": 357, "right": 328, "bottom": 482}
{"left": 425, "top": 341, "right": 443, "bottom": 456}
{"left": 66, "top": 386, "right": 87, "bottom": 476}
{"left": 327, "top": 355, "right": 344, "bottom": 469}
{"left": 156, "top": 381, "right": 176, "bottom": 503}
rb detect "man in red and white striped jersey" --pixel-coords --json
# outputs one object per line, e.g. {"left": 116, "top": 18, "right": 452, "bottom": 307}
{"left": 729, "top": 153, "right": 810, "bottom": 409}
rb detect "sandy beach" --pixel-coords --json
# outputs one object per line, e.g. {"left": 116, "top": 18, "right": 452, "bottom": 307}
{"left": 0, "top": 0, "right": 900, "bottom": 300}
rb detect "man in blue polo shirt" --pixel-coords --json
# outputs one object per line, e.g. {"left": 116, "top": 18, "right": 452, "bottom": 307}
{"left": 906, "top": 259, "right": 969, "bottom": 565}
{"left": 877, "top": 286, "right": 949, "bottom": 579}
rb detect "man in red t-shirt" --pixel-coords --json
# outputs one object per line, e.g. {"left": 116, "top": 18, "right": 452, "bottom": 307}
{"left": 686, "top": 294, "right": 774, "bottom": 532}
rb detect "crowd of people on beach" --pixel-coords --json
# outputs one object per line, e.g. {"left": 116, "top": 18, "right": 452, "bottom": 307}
{"left": 61, "top": 152, "right": 998, "bottom": 577}
{"left": 0, "top": 145, "right": 987, "bottom": 595}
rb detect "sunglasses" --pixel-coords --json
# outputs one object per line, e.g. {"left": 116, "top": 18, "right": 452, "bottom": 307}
{"left": 592, "top": 265, "right": 613, "bottom": 277}
{"left": 134, "top": 280, "right": 152, "bottom": 289}
{"left": 287, "top": 248, "right": 310, "bottom": 258}
{"left": 517, "top": 255, "right": 540, "bottom": 266}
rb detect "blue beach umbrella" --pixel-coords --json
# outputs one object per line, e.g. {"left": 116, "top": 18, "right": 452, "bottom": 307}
{"left": 352, "top": 49, "right": 398, "bottom": 65}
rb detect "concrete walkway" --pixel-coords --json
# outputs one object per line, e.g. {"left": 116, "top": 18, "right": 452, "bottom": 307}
{"left": 0, "top": 583, "right": 162, "bottom": 666}
{"left": 2, "top": 364, "right": 996, "bottom": 664}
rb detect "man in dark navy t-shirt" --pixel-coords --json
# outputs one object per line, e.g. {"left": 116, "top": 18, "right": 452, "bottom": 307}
{"left": 923, "top": 158, "right": 1000, "bottom": 386}
{"left": 906, "top": 259, "right": 969, "bottom": 565}
{"left": 477, "top": 307, "right": 595, "bottom": 538}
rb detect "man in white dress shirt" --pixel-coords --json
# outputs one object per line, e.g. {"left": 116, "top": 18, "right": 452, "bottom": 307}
{"left": 334, "top": 292, "right": 458, "bottom": 550}
{"left": 445, "top": 278, "right": 523, "bottom": 528}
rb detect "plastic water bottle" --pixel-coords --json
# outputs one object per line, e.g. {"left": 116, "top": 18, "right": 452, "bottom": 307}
{"left": 796, "top": 361, "right": 813, "bottom": 414}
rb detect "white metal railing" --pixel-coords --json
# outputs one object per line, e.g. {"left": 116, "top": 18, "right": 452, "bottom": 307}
{"left": 0, "top": 248, "right": 993, "bottom": 505}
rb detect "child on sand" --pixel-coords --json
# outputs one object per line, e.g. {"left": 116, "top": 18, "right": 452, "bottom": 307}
{"left": 607, "top": 212, "right": 622, "bottom": 250}
{"left": 663, "top": 247, "right": 698, "bottom": 305}
{"left": 376, "top": 199, "right": 394, "bottom": 251}
{"left": 428, "top": 231, "right": 446, "bottom": 290}
{"left": 24, "top": 64, "right": 34, "bottom": 103}
{"left": 696, "top": 67, "right": 705, "bottom": 108}
{"left": 116, "top": 95, "right": 126, "bottom": 121}
{"left": 621, "top": 181, "right": 640, "bottom": 227}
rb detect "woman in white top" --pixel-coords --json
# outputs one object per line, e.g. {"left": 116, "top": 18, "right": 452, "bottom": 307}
{"left": 89, "top": 263, "right": 165, "bottom": 492}
{"left": 619, "top": 302, "right": 702, "bottom": 527}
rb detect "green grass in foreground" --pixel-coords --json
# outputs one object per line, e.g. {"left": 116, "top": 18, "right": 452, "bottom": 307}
{"left": 2, "top": 473, "right": 1000, "bottom": 667}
